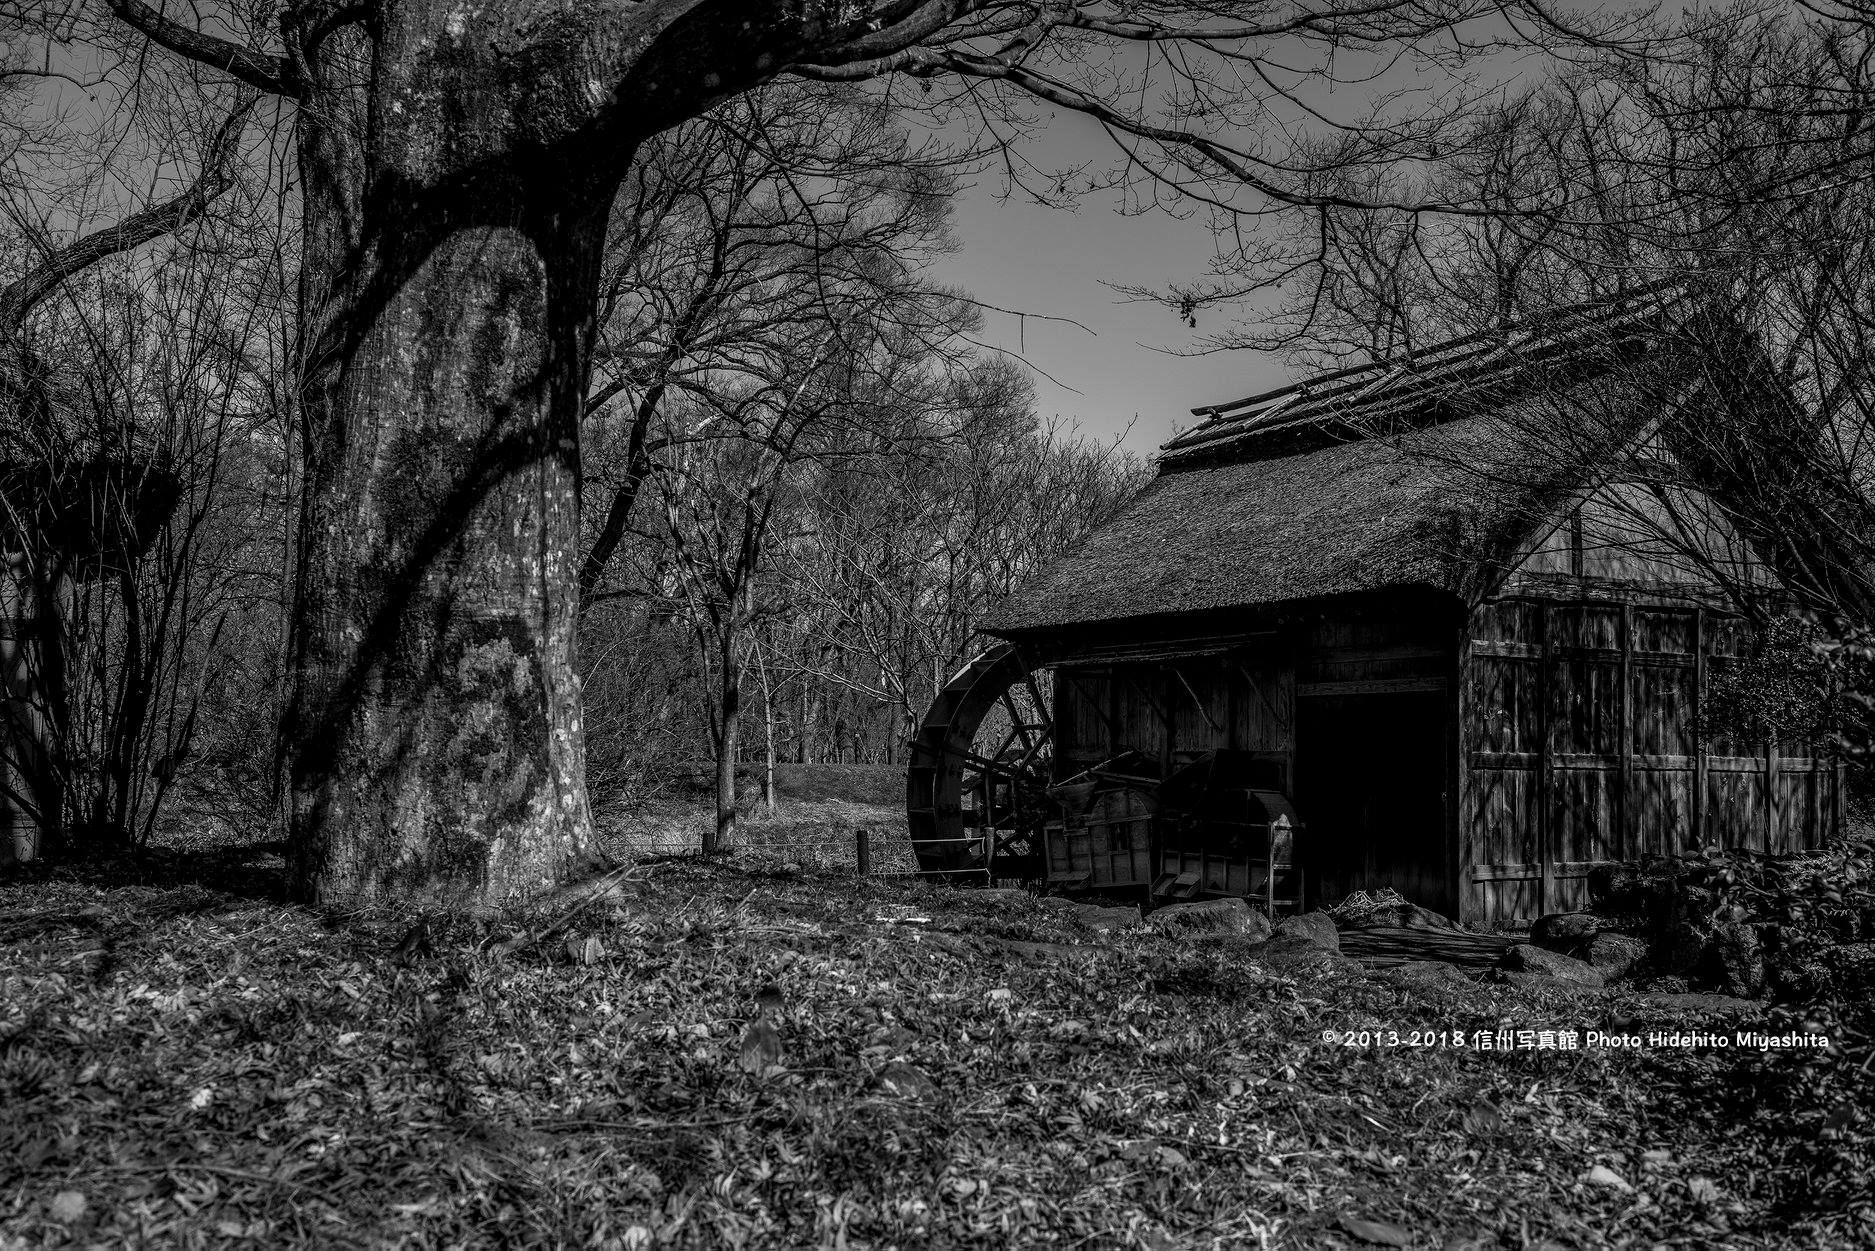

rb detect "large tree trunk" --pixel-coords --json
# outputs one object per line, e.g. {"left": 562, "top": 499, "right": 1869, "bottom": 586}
{"left": 285, "top": 25, "right": 610, "bottom": 910}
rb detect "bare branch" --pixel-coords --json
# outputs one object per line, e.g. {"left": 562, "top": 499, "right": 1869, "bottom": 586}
{"left": 105, "top": 0, "right": 299, "bottom": 97}
{"left": 0, "top": 95, "right": 256, "bottom": 336}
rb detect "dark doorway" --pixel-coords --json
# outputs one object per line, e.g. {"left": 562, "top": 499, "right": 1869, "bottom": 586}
{"left": 1293, "top": 692, "right": 1451, "bottom": 916}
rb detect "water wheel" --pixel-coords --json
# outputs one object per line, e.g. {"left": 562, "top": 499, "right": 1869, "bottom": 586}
{"left": 905, "top": 643, "right": 1055, "bottom": 885}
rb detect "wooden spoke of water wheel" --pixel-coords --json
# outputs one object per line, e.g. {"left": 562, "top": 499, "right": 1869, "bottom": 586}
{"left": 905, "top": 643, "right": 1054, "bottom": 885}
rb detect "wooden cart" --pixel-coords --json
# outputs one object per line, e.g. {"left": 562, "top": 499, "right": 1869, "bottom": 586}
{"left": 1151, "top": 753, "right": 1305, "bottom": 917}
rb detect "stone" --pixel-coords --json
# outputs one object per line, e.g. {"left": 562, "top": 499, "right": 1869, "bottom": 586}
{"left": 1670, "top": 884, "right": 1718, "bottom": 925}
{"left": 1149, "top": 896, "right": 1273, "bottom": 942}
{"left": 1273, "top": 911, "right": 1340, "bottom": 953}
{"left": 1656, "top": 919, "right": 1708, "bottom": 976}
{"left": 1701, "top": 921, "right": 1765, "bottom": 998}
{"left": 1585, "top": 933, "right": 1649, "bottom": 981}
{"left": 1502, "top": 944, "right": 1605, "bottom": 989}
{"left": 1376, "top": 960, "right": 1474, "bottom": 991}
{"left": 1070, "top": 902, "right": 1142, "bottom": 933}
{"left": 971, "top": 887, "right": 1035, "bottom": 908}
{"left": 1532, "top": 912, "right": 1599, "bottom": 953}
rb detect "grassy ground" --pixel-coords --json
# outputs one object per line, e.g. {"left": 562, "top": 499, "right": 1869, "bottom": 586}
{"left": 602, "top": 762, "right": 915, "bottom": 875}
{"left": 604, "top": 797, "right": 915, "bottom": 876}
{"left": 2, "top": 831, "right": 1871, "bottom": 1248}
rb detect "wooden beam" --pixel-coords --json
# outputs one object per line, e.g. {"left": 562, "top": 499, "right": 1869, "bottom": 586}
{"left": 1236, "top": 663, "right": 1290, "bottom": 733}
{"left": 1169, "top": 664, "right": 1221, "bottom": 734}
{"left": 998, "top": 690, "right": 1039, "bottom": 756}
{"left": 1295, "top": 677, "right": 1446, "bottom": 697}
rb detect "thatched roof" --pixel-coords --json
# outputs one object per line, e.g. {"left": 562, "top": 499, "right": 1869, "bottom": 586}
{"left": 986, "top": 414, "right": 1571, "bottom": 635}
{"left": 1160, "top": 286, "right": 1680, "bottom": 470}
{"left": 984, "top": 292, "right": 1682, "bottom": 637}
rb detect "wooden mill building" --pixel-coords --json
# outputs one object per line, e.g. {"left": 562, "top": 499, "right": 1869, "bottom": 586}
{"left": 980, "top": 292, "right": 1839, "bottom": 925}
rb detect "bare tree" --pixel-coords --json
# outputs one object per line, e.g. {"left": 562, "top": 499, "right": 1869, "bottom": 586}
{"left": 71, "top": 0, "right": 1616, "bottom": 909}
{"left": 648, "top": 250, "right": 973, "bottom": 848}
{"left": 775, "top": 361, "right": 1145, "bottom": 753}
{"left": 577, "top": 79, "right": 965, "bottom": 616}
{"left": 1, "top": 71, "right": 278, "bottom": 861}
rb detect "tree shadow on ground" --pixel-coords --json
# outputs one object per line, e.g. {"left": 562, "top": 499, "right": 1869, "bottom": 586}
{"left": 0, "top": 839, "right": 292, "bottom": 905}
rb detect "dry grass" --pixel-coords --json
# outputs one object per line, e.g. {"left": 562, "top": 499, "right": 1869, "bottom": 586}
{"left": 602, "top": 797, "right": 917, "bottom": 876}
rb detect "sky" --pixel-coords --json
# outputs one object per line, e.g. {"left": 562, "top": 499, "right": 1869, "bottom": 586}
{"left": 924, "top": 97, "right": 1303, "bottom": 458}
{"left": 912, "top": 14, "right": 1566, "bottom": 458}
{"left": 932, "top": 142, "right": 1287, "bottom": 457}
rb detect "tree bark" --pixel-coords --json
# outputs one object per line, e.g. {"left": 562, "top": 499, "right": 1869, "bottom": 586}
{"left": 708, "top": 622, "right": 740, "bottom": 853}
{"left": 285, "top": 19, "right": 613, "bottom": 910}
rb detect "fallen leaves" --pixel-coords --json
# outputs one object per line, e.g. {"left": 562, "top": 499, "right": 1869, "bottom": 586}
{"left": 47, "top": 1190, "right": 87, "bottom": 1224}
{"left": 0, "top": 855, "right": 1870, "bottom": 1249}
{"left": 1583, "top": 1163, "right": 1633, "bottom": 1192}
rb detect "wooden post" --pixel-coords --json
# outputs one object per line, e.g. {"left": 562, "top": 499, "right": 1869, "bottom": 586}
{"left": 1764, "top": 736, "right": 1779, "bottom": 854}
{"left": 855, "top": 827, "right": 871, "bottom": 876}
{"left": 1618, "top": 603, "right": 1632, "bottom": 863}
{"left": 1537, "top": 601, "right": 1553, "bottom": 918}
{"left": 1692, "top": 608, "right": 1705, "bottom": 851}
{"left": 1450, "top": 616, "right": 1468, "bottom": 926}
